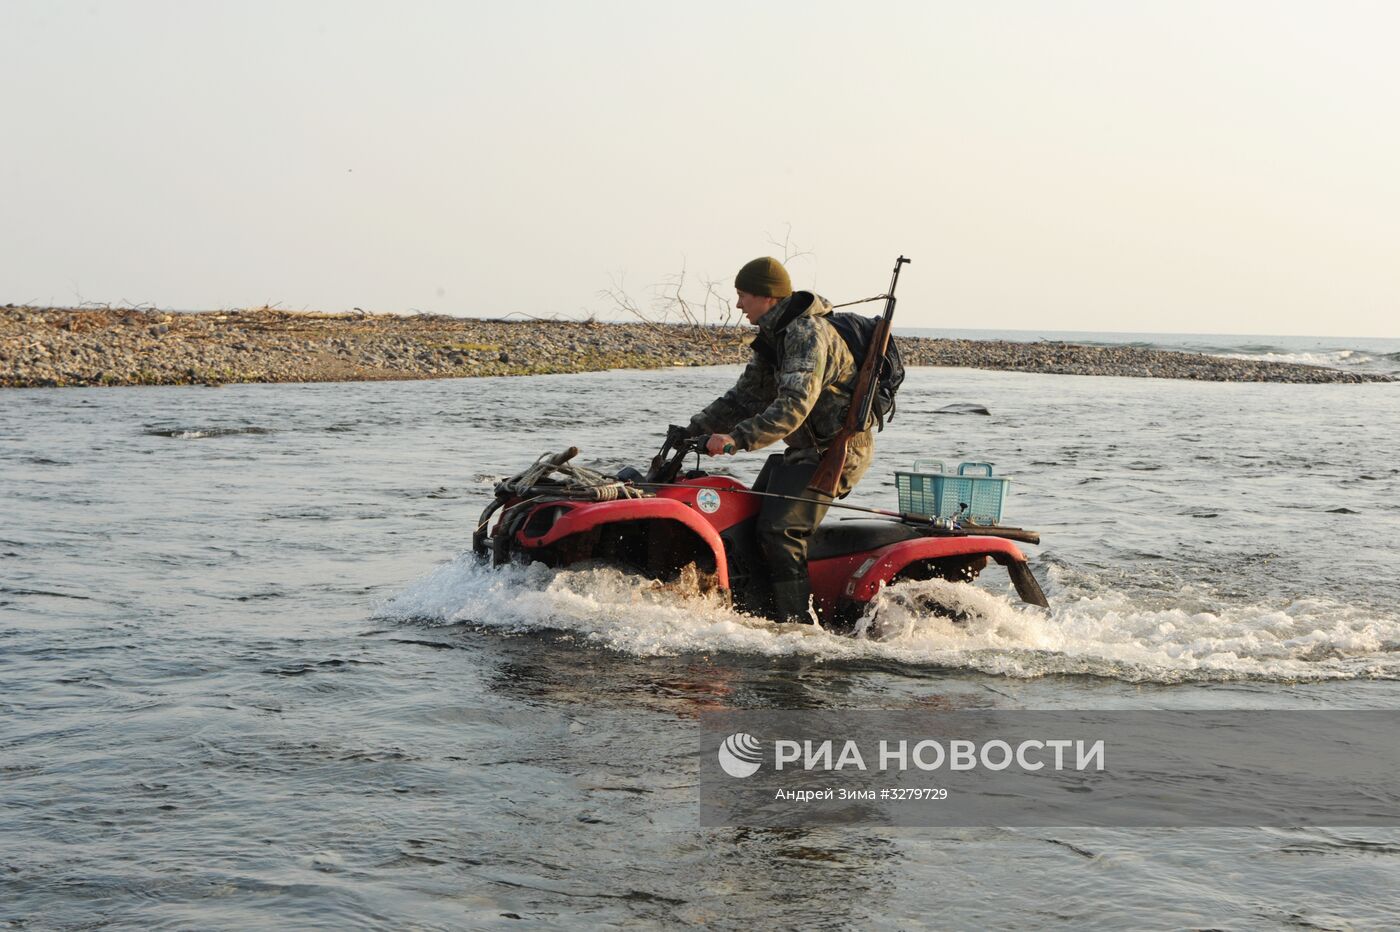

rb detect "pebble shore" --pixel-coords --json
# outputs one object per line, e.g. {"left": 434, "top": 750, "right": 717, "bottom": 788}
{"left": 1, "top": 305, "right": 1389, "bottom": 388}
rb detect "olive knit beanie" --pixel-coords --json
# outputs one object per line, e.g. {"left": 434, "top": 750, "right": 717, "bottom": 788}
{"left": 734, "top": 257, "right": 792, "bottom": 298}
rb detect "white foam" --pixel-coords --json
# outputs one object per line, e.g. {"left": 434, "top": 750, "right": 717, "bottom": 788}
{"left": 1211, "top": 349, "right": 1366, "bottom": 369}
{"left": 376, "top": 555, "right": 1400, "bottom": 683}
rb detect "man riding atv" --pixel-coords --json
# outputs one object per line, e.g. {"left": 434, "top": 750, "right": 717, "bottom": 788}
{"left": 476, "top": 254, "right": 1046, "bottom": 628}
{"left": 686, "top": 256, "right": 873, "bottom": 623}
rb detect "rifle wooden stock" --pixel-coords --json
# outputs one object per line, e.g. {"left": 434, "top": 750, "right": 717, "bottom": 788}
{"left": 806, "top": 431, "right": 845, "bottom": 498}
{"left": 806, "top": 430, "right": 848, "bottom": 499}
{"left": 808, "top": 255, "right": 909, "bottom": 498}
{"left": 807, "top": 323, "right": 887, "bottom": 496}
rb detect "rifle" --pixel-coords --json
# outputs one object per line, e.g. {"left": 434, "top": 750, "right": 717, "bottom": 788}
{"left": 808, "top": 255, "right": 910, "bottom": 497}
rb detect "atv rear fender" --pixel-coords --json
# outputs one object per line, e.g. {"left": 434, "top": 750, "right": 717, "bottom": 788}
{"left": 813, "top": 535, "right": 1048, "bottom": 609}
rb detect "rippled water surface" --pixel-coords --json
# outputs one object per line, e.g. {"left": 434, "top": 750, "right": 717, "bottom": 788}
{"left": 3, "top": 366, "right": 1400, "bottom": 928}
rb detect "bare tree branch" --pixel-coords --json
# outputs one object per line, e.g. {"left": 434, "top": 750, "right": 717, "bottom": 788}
{"left": 596, "top": 253, "right": 753, "bottom": 352}
{"left": 764, "top": 222, "right": 814, "bottom": 264}
{"left": 701, "top": 278, "right": 736, "bottom": 327}
{"left": 598, "top": 271, "right": 667, "bottom": 335}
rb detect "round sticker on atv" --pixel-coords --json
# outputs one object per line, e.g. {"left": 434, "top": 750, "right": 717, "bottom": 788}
{"left": 696, "top": 489, "right": 721, "bottom": 513}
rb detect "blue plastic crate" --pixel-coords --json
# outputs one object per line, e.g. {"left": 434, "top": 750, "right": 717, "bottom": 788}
{"left": 895, "top": 460, "right": 1009, "bottom": 525}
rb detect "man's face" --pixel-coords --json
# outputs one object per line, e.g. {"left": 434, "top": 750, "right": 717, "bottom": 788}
{"left": 737, "top": 290, "right": 780, "bottom": 325}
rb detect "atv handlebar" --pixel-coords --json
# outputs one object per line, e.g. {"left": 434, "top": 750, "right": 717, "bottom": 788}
{"left": 662, "top": 427, "right": 732, "bottom": 456}
{"left": 648, "top": 427, "right": 735, "bottom": 483}
{"left": 668, "top": 426, "right": 732, "bottom": 453}
{"left": 648, "top": 427, "right": 693, "bottom": 483}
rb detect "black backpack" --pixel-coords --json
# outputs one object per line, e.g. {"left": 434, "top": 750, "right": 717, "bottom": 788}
{"left": 751, "top": 292, "right": 906, "bottom": 430}
{"left": 827, "top": 311, "right": 905, "bottom": 430}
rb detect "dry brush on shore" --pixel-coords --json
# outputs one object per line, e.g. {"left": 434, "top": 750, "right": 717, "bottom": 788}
{"left": 0, "top": 305, "right": 1389, "bottom": 388}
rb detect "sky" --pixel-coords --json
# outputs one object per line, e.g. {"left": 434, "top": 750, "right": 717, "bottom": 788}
{"left": 2, "top": 1, "right": 1397, "bottom": 337}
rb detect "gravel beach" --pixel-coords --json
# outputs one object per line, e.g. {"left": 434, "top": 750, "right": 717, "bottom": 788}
{"left": 1, "top": 305, "right": 1389, "bottom": 388}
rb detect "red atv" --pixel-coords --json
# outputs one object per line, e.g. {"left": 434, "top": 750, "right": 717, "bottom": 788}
{"left": 473, "top": 433, "right": 1048, "bottom": 631}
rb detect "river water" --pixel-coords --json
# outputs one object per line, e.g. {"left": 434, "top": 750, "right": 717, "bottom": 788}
{"left": 3, "top": 365, "right": 1399, "bottom": 929}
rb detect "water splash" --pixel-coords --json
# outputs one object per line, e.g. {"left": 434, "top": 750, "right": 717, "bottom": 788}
{"left": 378, "top": 556, "right": 1400, "bottom": 684}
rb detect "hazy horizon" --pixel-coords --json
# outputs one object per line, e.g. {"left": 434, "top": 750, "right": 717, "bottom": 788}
{"left": 3, "top": 1, "right": 1396, "bottom": 339}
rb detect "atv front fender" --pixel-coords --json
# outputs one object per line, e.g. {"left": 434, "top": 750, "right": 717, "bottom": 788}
{"left": 516, "top": 498, "right": 730, "bottom": 591}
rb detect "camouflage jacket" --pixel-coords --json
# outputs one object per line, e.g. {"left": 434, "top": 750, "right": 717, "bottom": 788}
{"left": 689, "top": 292, "right": 873, "bottom": 497}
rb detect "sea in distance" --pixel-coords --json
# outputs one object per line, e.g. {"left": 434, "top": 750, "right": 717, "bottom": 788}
{"left": 900, "top": 326, "right": 1400, "bottom": 377}
{"left": 3, "top": 330, "right": 1399, "bottom": 928}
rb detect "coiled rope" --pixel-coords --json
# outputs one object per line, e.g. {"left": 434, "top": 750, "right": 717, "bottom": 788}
{"left": 496, "top": 447, "right": 647, "bottom": 501}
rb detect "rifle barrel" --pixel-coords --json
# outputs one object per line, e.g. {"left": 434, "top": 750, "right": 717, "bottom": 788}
{"left": 807, "top": 255, "right": 911, "bottom": 498}
{"left": 633, "top": 480, "right": 1040, "bottom": 545}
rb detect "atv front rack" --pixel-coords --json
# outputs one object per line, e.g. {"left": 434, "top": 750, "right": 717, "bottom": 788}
{"left": 473, "top": 447, "right": 654, "bottom": 564}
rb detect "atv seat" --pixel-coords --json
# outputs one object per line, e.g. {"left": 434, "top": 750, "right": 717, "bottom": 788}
{"left": 807, "top": 519, "right": 921, "bottom": 561}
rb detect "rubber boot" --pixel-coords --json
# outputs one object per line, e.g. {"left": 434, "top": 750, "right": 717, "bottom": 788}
{"left": 770, "top": 576, "right": 815, "bottom": 625}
